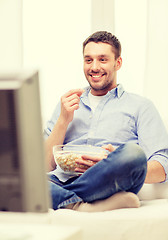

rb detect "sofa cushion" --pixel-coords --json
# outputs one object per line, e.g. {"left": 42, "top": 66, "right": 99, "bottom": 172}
{"left": 50, "top": 199, "right": 168, "bottom": 240}
{"left": 137, "top": 181, "right": 168, "bottom": 200}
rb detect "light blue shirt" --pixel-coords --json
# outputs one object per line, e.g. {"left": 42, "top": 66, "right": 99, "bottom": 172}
{"left": 44, "top": 84, "right": 168, "bottom": 181}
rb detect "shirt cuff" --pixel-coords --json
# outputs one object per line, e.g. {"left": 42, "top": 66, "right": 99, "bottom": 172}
{"left": 43, "top": 128, "right": 51, "bottom": 139}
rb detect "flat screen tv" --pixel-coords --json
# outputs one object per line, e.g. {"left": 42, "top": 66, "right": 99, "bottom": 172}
{"left": 0, "top": 70, "right": 51, "bottom": 212}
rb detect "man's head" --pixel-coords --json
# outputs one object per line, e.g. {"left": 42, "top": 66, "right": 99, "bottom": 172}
{"left": 83, "top": 31, "right": 122, "bottom": 96}
{"left": 83, "top": 31, "right": 121, "bottom": 60}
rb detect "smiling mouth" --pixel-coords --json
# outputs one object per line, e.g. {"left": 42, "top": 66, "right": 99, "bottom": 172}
{"left": 91, "top": 75, "right": 102, "bottom": 78}
{"left": 89, "top": 73, "right": 105, "bottom": 80}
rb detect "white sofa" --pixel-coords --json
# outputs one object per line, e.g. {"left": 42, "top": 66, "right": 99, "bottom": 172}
{"left": 49, "top": 182, "right": 168, "bottom": 240}
{"left": 0, "top": 182, "right": 168, "bottom": 240}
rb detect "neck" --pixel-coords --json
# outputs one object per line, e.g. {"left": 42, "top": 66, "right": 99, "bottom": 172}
{"left": 90, "top": 83, "right": 117, "bottom": 96}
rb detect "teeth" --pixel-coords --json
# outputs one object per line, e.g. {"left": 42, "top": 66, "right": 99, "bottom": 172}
{"left": 92, "top": 75, "right": 101, "bottom": 78}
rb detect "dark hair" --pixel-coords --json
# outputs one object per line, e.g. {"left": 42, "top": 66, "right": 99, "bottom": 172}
{"left": 83, "top": 31, "right": 121, "bottom": 59}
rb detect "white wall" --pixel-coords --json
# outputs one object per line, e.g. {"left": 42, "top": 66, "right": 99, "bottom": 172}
{"left": 22, "top": 0, "right": 92, "bottom": 125}
{"left": 0, "top": 0, "right": 22, "bottom": 71}
{"left": 91, "top": 0, "right": 115, "bottom": 33}
{"left": 114, "top": 0, "right": 147, "bottom": 96}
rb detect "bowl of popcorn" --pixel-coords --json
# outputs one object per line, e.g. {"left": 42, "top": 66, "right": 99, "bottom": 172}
{"left": 53, "top": 144, "right": 107, "bottom": 174}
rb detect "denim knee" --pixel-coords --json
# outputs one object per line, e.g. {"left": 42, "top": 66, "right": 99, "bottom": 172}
{"left": 107, "top": 142, "right": 147, "bottom": 173}
{"left": 122, "top": 142, "right": 147, "bottom": 165}
{"left": 104, "top": 143, "right": 147, "bottom": 194}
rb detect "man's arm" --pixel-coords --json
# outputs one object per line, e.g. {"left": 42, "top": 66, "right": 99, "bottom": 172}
{"left": 136, "top": 100, "right": 168, "bottom": 183}
{"left": 45, "top": 89, "right": 84, "bottom": 172}
{"left": 145, "top": 160, "right": 166, "bottom": 183}
{"left": 45, "top": 117, "right": 69, "bottom": 172}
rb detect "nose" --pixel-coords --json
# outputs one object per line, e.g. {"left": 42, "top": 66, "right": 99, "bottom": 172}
{"left": 90, "top": 60, "right": 100, "bottom": 72}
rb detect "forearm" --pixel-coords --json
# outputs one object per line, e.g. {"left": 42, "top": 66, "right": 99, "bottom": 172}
{"left": 145, "top": 160, "right": 166, "bottom": 183}
{"left": 45, "top": 117, "right": 69, "bottom": 172}
{"left": 45, "top": 89, "right": 84, "bottom": 172}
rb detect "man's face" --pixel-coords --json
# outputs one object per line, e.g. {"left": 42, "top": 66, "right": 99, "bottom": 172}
{"left": 83, "top": 42, "right": 122, "bottom": 96}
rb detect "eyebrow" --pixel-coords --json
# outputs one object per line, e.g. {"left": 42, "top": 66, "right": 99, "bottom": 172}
{"left": 84, "top": 54, "right": 109, "bottom": 58}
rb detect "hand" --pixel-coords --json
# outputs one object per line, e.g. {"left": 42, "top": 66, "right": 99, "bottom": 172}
{"left": 75, "top": 153, "right": 108, "bottom": 173}
{"left": 102, "top": 144, "right": 115, "bottom": 152}
{"left": 59, "top": 89, "right": 84, "bottom": 124}
{"left": 74, "top": 144, "right": 115, "bottom": 174}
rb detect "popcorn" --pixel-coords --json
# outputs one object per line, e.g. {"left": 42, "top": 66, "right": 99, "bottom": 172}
{"left": 54, "top": 153, "right": 89, "bottom": 172}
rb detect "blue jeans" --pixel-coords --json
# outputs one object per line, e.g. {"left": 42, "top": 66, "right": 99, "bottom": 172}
{"left": 48, "top": 143, "right": 147, "bottom": 210}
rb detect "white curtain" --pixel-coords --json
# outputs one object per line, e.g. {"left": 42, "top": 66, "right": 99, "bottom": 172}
{"left": 114, "top": 0, "right": 168, "bottom": 129}
{"left": 144, "top": 0, "right": 168, "bottom": 128}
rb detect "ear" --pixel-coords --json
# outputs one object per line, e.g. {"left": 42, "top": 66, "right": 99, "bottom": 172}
{"left": 115, "top": 56, "right": 122, "bottom": 71}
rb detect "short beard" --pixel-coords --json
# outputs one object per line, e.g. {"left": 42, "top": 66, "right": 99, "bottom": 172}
{"left": 88, "top": 80, "right": 113, "bottom": 93}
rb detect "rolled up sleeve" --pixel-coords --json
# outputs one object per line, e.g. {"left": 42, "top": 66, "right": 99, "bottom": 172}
{"left": 137, "top": 100, "right": 168, "bottom": 182}
{"left": 148, "top": 150, "right": 168, "bottom": 181}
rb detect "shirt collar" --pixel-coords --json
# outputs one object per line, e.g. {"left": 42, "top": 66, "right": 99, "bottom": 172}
{"left": 81, "top": 84, "right": 125, "bottom": 99}
{"left": 113, "top": 84, "right": 125, "bottom": 98}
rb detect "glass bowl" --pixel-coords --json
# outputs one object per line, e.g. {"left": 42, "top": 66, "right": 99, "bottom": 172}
{"left": 53, "top": 144, "right": 106, "bottom": 174}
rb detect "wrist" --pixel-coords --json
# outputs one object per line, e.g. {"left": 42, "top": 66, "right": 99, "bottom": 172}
{"left": 57, "top": 115, "right": 71, "bottom": 127}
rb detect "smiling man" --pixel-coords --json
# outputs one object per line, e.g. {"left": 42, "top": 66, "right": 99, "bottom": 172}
{"left": 83, "top": 38, "right": 121, "bottom": 95}
{"left": 44, "top": 31, "right": 168, "bottom": 212}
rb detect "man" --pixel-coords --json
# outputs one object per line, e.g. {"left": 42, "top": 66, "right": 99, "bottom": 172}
{"left": 44, "top": 31, "right": 168, "bottom": 212}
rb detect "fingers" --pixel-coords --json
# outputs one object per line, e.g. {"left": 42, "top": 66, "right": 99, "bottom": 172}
{"left": 81, "top": 154, "right": 107, "bottom": 162}
{"left": 64, "top": 89, "right": 84, "bottom": 98}
{"left": 102, "top": 144, "right": 115, "bottom": 152}
{"left": 74, "top": 157, "right": 93, "bottom": 174}
{"left": 75, "top": 167, "right": 87, "bottom": 173}
{"left": 74, "top": 157, "right": 95, "bottom": 174}
{"left": 61, "top": 89, "right": 84, "bottom": 110}
{"left": 74, "top": 154, "right": 107, "bottom": 173}
{"left": 61, "top": 96, "right": 79, "bottom": 112}
{"left": 76, "top": 158, "right": 95, "bottom": 167}
{"left": 63, "top": 93, "right": 80, "bottom": 108}
{"left": 60, "top": 88, "right": 84, "bottom": 123}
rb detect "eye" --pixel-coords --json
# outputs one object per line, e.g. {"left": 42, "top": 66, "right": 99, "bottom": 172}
{"left": 85, "top": 58, "right": 92, "bottom": 64}
{"left": 100, "top": 58, "right": 107, "bottom": 62}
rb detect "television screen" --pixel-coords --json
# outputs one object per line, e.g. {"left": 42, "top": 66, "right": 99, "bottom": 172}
{"left": 0, "top": 71, "right": 51, "bottom": 212}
